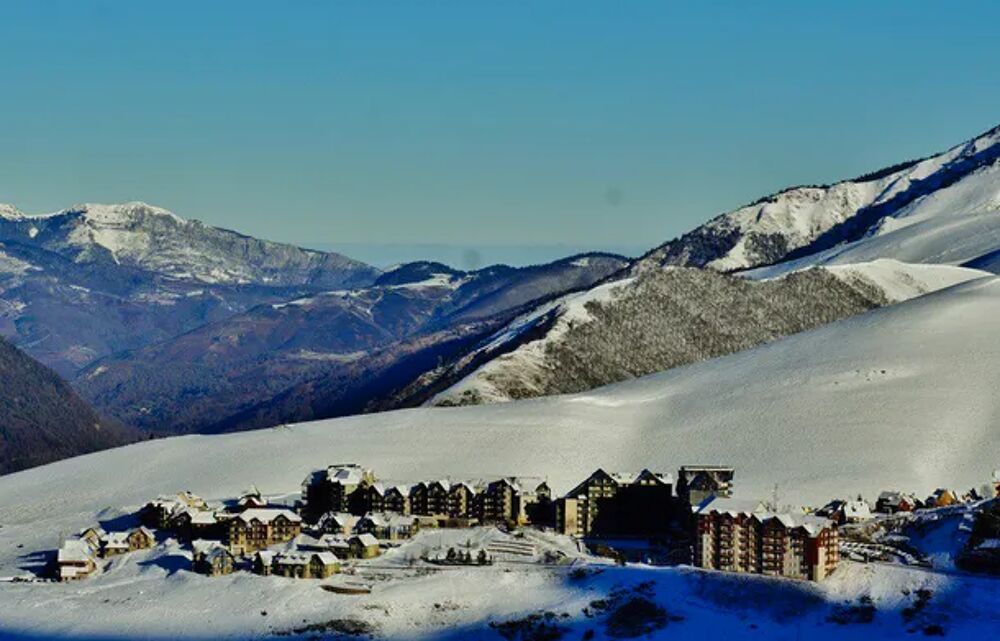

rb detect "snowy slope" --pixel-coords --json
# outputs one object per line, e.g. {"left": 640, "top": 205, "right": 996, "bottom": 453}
{"left": 425, "top": 260, "right": 986, "bottom": 406}
{"left": 2, "top": 274, "right": 1000, "bottom": 638}
{"left": 636, "top": 124, "right": 1000, "bottom": 273}
{"left": 2, "top": 274, "right": 999, "bottom": 518}
{"left": 748, "top": 160, "right": 1000, "bottom": 278}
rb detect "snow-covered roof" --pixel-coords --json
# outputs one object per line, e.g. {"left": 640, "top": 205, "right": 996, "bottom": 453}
{"left": 276, "top": 551, "right": 339, "bottom": 566}
{"left": 103, "top": 532, "right": 130, "bottom": 549}
{"left": 844, "top": 501, "right": 872, "bottom": 519}
{"left": 318, "top": 511, "right": 357, "bottom": 529}
{"left": 693, "top": 496, "right": 767, "bottom": 516}
{"left": 189, "top": 510, "right": 218, "bottom": 525}
{"left": 351, "top": 533, "right": 378, "bottom": 547}
{"left": 327, "top": 465, "right": 368, "bottom": 485}
{"left": 57, "top": 539, "right": 94, "bottom": 564}
{"left": 191, "top": 539, "right": 224, "bottom": 556}
{"left": 237, "top": 508, "right": 301, "bottom": 524}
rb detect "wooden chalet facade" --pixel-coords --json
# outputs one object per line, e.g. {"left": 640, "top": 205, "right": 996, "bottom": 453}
{"left": 555, "top": 468, "right": 676, "bottom": 537}
{"left": 226, "top": 508, "right": 302, "bottom": 554}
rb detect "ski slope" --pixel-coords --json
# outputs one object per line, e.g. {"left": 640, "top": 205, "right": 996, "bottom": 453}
{"left": 1, "top": 272, "right": 998, "bottom": 522}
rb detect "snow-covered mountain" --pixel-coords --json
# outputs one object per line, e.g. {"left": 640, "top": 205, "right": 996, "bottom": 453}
{"left": 635, "top": 124, "right": 1000, "bottom": 273}
{"left": 74, "top": 253, "right": 629, "bottom": 434}
{"left": 421, "top": 260, "right": 986, "bottom": 406}
{"left": 0, "top": 202, "right": 381, "bottom": 375}
{"left": 0, "top": 202, "right": 378, "bottom": 287}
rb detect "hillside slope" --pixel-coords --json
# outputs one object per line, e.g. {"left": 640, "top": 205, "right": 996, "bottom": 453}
{"left": 3, "top": 273, "right": 999, "bottom": 514}
{"left": 420, "top": 261, "right": 985, "bottom": 406}
{"left": 635, "top": 123, "right": 1000, "bottom": 274}
{"left": 0, "top": 337, "right": 133, "bottom": 474}
{"left": 74, "top": 254, "right": 628, "bottom": 433}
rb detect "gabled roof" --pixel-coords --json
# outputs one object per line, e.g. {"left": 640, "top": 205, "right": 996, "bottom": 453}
{"left": 318, "top": 511, "right": 357, "bottom": 529}
{"left": 693, "top": 496, "right": 767, "bottom": 516}
{"left": 428, "top": 479, "right": 452, "bottom": 492}
{"left": 237, "top": 508, "right": 302, "bottom": 524}
{"left": 191, "top": 539, "right": 224, "bottom": 556}
{"left": 103, "top": 532, "right": 130, "bottom": 549}
{"left": 57, "top": 539, "right": 94, "bottom": 564}
{"left": 350, "top": 533, "right": 379, "bottom": 547}
{"left": 843, "top": 501, "right": 871, "bottom": 519}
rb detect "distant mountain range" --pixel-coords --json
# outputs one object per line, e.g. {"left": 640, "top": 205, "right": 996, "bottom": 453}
{"left": 3, "top": 121, "right": 1000, "bottom": 473}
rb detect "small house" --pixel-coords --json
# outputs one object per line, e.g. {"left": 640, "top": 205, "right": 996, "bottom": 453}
{"left": 252, "top": 550, "right": 275, "bottom": 575}
{"left": 191, "top": 540, "right": 234, "bottom": 576}
{"left": 56, "top": 539, "right": 97, "bottom": 582}
{"left": 349, "top": 533, "right": 380, "bottom": 559}
{"left": 875, "top": 491, "right": 917, "bottom": 514}
{"left": 273, "top": 552, "right": 341, "bottom": 579}
{"left": 356, "top": 513, "right": 418, "bottom": 541}
{"left": 316, "top": 511, "right": 359, "bottom": 536}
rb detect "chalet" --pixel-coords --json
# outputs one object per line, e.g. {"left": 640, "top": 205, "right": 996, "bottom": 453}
{"left": 272, "top": 551, "right": 340, "bottom": 579}
{"left": 349, "top": 533, "right": 380, "bottom": 559}
{"left": 520, "top": 480, "right": 554, "bottom": 526}
{"left": 409, "top": 482, "right": 430, "bottom": 516}
{"left": 234, "top": 485, "right": 268, "bottom": 511}
{"left": 101, "top": 531, "right": 132, "bottom": 557}
{"left": 427, "top": 480, "right": 451, "bottom": 516}
{"left": 300, "top": 464, "right": 375, "bottom": 521}
{"left": 367, "top": 483, "right": 389, "bottom": 513}
{"left": 482, "top": 478, "right": 520, "bottom": 524}
{"left": 693, "top": 496, "right": 839, "bottom": 581}
{"left": 384, "top": 484, "right": 410, "bottom": 514}
{"left": 252, "top": 550, "right": 275, "bottom": 575}
{"left": 78, "top": 527, "right": 107, "bottom": 554}
{"left": 56, "top": 539, "right": 97, "bottom": 581}
{"left": 447, "top": 482, "right": 480, "bottom": 519}
{"left": 875, "top": 491, "right": 918, "bottom": 514}
{"left": 356, "top": 513, "right": 418, "bottom": 540}
{"left": 677, "top": 466, "right": 734, "bottom": 506}
{"left": 226, "top": 508, "right": 302, "bottom": 554}
{"left": 555, "top": 468, "right": 676, "bottom": 537}
{"left": 191, "top": 540, "right": 234, "bottom": 576}
{"left": 316, "top": 511, "right": 359, "bottom": 535}
{"left": 815, "top": 499, "right": 872, "bottom": 525}
{"left": 170, "top": 508, "right": 220, "bottom": 540}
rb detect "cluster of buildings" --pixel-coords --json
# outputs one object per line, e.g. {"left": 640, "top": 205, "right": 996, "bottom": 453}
{"left": 56, "top": 462, "right": 999, "bottom": 586}
{"left": 55, "top": 525, "right": 156, "bottom": 581}
{"left": 300, "top": 464, "right": 552, "bottom": 528}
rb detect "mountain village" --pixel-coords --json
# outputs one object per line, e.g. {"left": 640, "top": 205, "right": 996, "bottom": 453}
{"left": 49, "top": 462, "right": 1000, "bottom": 590}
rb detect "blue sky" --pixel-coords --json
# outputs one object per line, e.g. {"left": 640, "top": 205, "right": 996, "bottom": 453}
{"left": 2, "top": 1, "right": 999, "bottom": 264}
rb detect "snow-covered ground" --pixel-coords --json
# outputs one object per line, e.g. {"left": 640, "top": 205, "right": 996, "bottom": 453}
{"left": 2, "top": 519, "right": 999, "bottom": 639}
{"left": 3, "top": 264, "right": 1000, "bottom": 636}
{"left": 747, "top": 161, "right": 1000, "bottom": 279}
